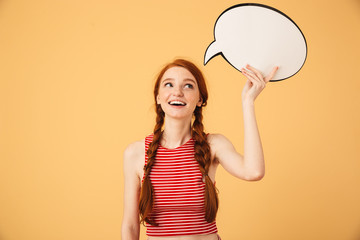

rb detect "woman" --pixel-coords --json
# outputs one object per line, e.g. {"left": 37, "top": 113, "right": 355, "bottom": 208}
{"left": 122, "top": 59, "right": 278, "bottom": 240}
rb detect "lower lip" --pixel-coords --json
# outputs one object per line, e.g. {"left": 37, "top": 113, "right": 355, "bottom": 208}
{"left": 169, "top": 104, "right": 186, "bottom": 108}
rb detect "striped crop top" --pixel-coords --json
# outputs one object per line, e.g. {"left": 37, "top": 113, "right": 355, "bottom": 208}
{"left": 141, "top": 133, "right": 218, "bottom": 237}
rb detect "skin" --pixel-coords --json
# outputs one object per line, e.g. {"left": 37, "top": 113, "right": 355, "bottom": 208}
{"left": 121, "top": 64, "right": 279, "bottom": 240}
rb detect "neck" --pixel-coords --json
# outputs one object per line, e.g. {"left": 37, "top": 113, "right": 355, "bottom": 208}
{"left": 161, "top": 117, "right": 192, "bottom": 149}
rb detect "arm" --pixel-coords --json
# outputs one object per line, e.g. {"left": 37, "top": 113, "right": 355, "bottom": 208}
{"left": 210, "top": 65, "right": 278, "bottom": 181}
{"left": 209, "top": 132, "right": 263, "bottom": 181}
{"left": 242, "top": 100, "right": 265, "bottom": 180}
{"left": 121, "top": 141, "right": 143, "bottom": 240}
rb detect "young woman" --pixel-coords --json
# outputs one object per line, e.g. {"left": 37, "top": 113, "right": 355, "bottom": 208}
{"left": 121, "top": 59, "right": 278, "bottom": 240}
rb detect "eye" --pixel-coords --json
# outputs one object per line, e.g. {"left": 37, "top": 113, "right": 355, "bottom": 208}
{"left": 164, "top": 82, "right": 173, "bottom": 87}
{"left": 184, "top": 84, "right": 194, "bottom": 89}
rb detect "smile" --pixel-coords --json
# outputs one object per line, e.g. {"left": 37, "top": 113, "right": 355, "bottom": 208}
{"left": 168, "top": 100, "right": 187, "bottom": 106}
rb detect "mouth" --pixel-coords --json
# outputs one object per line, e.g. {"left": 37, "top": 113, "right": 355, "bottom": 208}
{"left": 168, "top": 100, "right": 187, "bottom": 106}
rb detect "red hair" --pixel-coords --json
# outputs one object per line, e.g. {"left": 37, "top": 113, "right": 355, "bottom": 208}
{"left": 139, "top": 59, "right": 219, "bottom": 226}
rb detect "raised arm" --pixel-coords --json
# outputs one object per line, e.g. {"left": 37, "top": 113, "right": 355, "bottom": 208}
{"left": 121, "top": 140, "right": 144, "bottom": 240}
{"left": 209, "top": 64, "right": 278, "bottom": 181}
{"left": 209, "top": 133, "right": 263, "bottom": 181}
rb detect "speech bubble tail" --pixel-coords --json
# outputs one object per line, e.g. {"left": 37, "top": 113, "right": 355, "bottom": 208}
{"left": 204, "top": 41, "right": 221, "bottom": 65}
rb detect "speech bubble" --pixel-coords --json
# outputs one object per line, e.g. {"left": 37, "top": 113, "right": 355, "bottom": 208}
{"left": 204, "top": 3, "right": 307, "bottom": 81}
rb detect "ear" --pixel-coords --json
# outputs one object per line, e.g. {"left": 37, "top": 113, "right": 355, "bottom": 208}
{"left": 196, "top": 97, "right": 203, "bottom": 107}
{"left": 156, "top": 95, "right": 160, "bottom": 104}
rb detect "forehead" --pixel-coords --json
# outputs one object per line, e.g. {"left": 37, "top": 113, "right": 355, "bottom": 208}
{"left": 162, "top": 66, "right": 196, "bottom": 81}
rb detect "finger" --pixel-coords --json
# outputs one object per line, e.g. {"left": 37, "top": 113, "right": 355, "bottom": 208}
{"left": 244, "top": 72, "right": 266, "bottom": 89}
{"left": 242, "top": 68, "right": 259, "bottom": 81}
{"left": 242, "top": 68, "right": 264, "bottom": 87}
{"left": 241, "top": 69, "right": 257, "bottom": 82}
{"left": 264, "top": 66, "right": 279, "bottom": 82}
{"left": 246, "top": 64, "right": 264, "bottom": 81}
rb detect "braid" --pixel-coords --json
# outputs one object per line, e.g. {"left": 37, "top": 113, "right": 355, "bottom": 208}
{"left": 139, "top": 104, "right": 164, "bottom": 226}
{"left": 192, "top": 106, "right": 219, "bottom": 223}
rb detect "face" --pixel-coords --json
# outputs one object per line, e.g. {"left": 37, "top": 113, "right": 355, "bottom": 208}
{"left": 156, "top": 66, "right": 203, "bottom": 120}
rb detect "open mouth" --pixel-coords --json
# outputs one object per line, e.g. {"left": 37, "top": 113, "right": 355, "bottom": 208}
{"left": 168, "top": 100, "right": 187, "bottom": 106}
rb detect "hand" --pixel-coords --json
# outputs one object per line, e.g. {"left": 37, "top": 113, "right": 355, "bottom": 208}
{"left": 241, "top": 64, "right": 279, "bottom": 103}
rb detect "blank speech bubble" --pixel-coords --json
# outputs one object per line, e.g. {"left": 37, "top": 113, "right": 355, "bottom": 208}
{"left": 204, "top": 3, "right": 307, "bottom": 81}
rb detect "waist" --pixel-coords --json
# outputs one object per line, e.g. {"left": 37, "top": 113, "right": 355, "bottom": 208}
{"left": 146, "top": 217, "right": 218, "bottom": 237}
{"left": 147, "top": 233, "right": 219, "bottom": 240}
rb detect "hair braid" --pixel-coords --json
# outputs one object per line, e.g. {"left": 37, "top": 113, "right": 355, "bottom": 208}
{"left": 192, "top": 106, "right": 219, "bottom": 223}
{"left": 139, "top": 104, "right": 164, "bottom": 226}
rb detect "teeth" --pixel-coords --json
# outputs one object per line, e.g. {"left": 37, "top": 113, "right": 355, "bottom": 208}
{"left": 169, "top": 100, "right": 186, "bottom": 106}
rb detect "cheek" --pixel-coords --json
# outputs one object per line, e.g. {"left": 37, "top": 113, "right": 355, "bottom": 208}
{"left": 188, "top": 92, "right": 200, "bottom": 102}
{"left": 157, "top": 90, "right": 168, "bottom": 101}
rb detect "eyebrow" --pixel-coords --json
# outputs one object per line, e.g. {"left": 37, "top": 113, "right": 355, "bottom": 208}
{"left": 161, "top": 78, "right": 197, "bottom": 84}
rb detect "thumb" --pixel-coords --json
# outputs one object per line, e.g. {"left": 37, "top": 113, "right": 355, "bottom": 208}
{"left": 242, "top": 78, "right": 251, "bottom": 95}
{"left": 244, "top": 78, "right": 252, "bottom": 90}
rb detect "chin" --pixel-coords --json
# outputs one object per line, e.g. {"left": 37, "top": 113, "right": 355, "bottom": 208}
{"left": 165, "top": 114, "right": 191, "bottom": 120}
{"left": 164, "top": 112, "right": 193, "bottom": 120}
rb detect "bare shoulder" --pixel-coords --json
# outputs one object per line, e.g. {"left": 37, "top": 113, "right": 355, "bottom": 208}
{"left": 207, "top": 133, "right": 235, "bottom": 163}
{"left": 124, "top": 139, "right": 145, "bottom": 159}
{"left": 123, "top": 139, "right": 145, "bottom": 180}
{"left": 207, "top": 133, "right": 231, "bottom": 147}
{"left": 206, "top": 133, "right": 231, "bottom": 164}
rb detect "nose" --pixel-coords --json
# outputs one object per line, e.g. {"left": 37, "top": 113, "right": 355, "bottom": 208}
{"left": 172, "top": 86, "right": 184, "bottom": 97}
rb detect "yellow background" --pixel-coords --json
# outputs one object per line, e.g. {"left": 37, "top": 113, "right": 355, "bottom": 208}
{"left": 1, "top": 0, "right": 359, "bottom": 239}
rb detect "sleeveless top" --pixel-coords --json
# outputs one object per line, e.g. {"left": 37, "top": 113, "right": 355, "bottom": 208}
{"left": 141, "top": 133, "right": 218, "bottom": 237}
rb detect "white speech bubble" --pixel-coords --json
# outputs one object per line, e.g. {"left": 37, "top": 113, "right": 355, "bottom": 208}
{"left": 204, "top": 3, "right": 307, "bottom": 81}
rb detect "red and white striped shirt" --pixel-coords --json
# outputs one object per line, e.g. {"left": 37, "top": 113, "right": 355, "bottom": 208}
{"left": 141, "top": 133, "right": 218, "bottom": 237}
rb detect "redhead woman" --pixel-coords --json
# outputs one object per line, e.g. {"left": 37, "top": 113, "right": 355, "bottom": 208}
{"left": 121, "top": 59, "right": 278, "bottom": 240}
